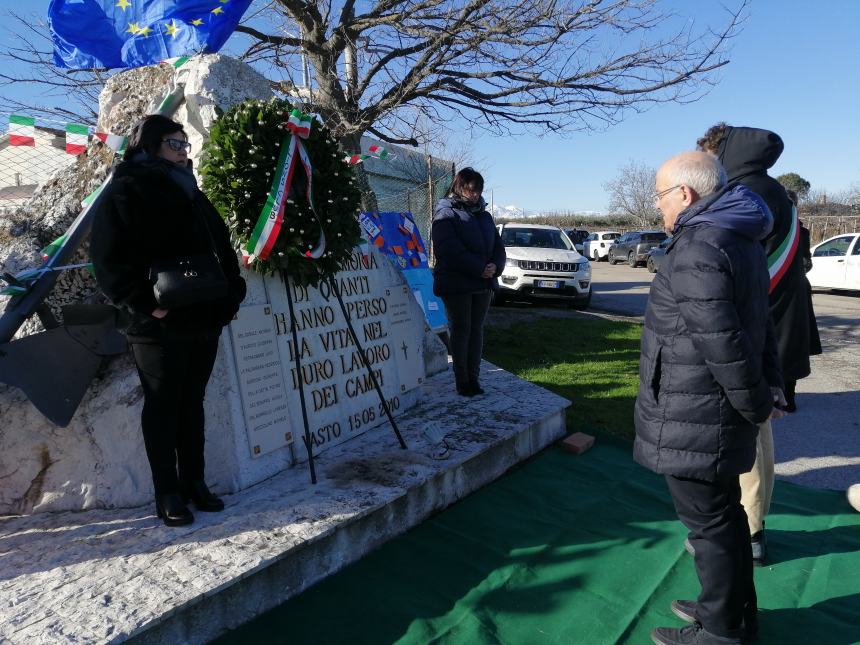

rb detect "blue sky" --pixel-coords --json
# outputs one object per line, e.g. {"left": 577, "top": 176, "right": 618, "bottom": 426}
{"left": 4, "top": 1, "right": 859, "bottom": 213}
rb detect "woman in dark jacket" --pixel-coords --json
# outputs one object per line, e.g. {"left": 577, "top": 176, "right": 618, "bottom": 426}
{"left": 431, "top": 168, "right": 505, "bottom": 396}
{"left": 90, "top": 115, "right": 246, "bottom": 526}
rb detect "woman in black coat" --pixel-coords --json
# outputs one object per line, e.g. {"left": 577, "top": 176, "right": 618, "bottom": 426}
{"left": 90, "top": 115, "right": 246, "bottom": 526}
{"left": 431, "top": 168, "right": 505, "bottom": 396}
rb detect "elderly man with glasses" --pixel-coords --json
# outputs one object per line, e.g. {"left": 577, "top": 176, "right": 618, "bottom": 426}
{"left": 634, "top": 151, "right": 784, "bottom": 645}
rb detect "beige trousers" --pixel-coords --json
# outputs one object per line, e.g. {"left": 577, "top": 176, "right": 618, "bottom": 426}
{"left": 739, "top": 419, "right": 774, "bottom": 535}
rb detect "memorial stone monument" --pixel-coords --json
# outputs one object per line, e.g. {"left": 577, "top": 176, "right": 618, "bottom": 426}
{"left": 0, "top": 56, "right": 447, "bottom": 515}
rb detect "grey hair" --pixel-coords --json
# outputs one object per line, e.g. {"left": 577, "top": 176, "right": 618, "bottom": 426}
{"left": 669, "top": 152, "right": 727, "bottom": 197}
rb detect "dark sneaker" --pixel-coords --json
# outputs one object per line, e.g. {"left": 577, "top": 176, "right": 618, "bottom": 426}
{"left": 669, "top": 600, "right": 758, "bottom": 640}
{"left": 671, "top": 599, "right": 697, "bottom": 623}
{"left": 651, "top": 624, "right": 741, "bottom": 645}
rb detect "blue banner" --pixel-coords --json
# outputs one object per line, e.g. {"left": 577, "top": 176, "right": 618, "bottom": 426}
{"left": 48, "top": 0, "right": 253, "bottom": 69}
{"left": 359, "top": 211, "right": 447, "bottom": 331}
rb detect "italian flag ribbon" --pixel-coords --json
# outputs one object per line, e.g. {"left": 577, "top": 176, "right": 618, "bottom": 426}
{"left": 766, "top": 203, "right": 800, "bottom": 294}
{"left": 246, "top": 110, "right": 326, "bottom": 262}
{"left": 65, "top": 123, "right": 89, "bottom": 155}
{"left": 344, "top": 144, "right": 393, "bottom": 166}
{"left": 95, "top": 131, "right": 128, "bottom": 154}
{"left": 9, "top": 114, "right": 36, "bottom": 146}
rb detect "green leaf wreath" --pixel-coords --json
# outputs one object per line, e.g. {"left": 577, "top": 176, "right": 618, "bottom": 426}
{"left": 200, "top": 98, "right": 362, "bottom": 287}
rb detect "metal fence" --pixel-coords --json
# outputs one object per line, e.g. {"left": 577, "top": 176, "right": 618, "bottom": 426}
{"left": 362, "top": 147, "right": 453, "bottom": 247}
{"left": 0, "top": 115, "right": 90, "bottom": 216}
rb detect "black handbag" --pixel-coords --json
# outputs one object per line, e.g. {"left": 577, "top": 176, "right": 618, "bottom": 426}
{"left": 149, "top": 211, "right": 229, "bottom": 308}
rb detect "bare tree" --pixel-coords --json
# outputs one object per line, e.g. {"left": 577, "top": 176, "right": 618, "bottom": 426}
{"left": 603, "top": 159, "right": 660, "bottom": 228}
{"left": 0, "top": 12, "right": 106, "bottom": 123}
{"left": 2, "top": 1, "right": 748, "bottom": 208}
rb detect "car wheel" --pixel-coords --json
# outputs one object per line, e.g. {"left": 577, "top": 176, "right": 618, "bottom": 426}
{"left": 628, "top": 251, "right": 637, "bottom": 267}
{"left": 571, "top": 287, "right": 592, "bottom": 310}
{"left": 647, "top": 256, "right": 656, "bottom": 273}
{"left": 608, "top": 251, "right": 616, "bottom": 265}
{"left": 492, "top": 292, "right": 507, "bottom": 306}
{"left": 592, "top": 250, "right": 600, "bottom": 262}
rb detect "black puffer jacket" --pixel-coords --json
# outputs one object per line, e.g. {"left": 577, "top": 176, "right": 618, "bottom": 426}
{"left": 634, "top": 185, "right": 782, "bottom": 481}
{"left": 717, "top": 127, "right": 812, "bottom": 382}
{"left": 431, "top": 197, "right": 505, "bottom": 295}
{"left": 90, "top": 157, "right": 246, "bottom": 342}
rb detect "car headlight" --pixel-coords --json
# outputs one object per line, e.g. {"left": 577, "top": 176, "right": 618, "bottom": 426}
{"left": 505, "top": 258, "right": 519, "bottom": 267}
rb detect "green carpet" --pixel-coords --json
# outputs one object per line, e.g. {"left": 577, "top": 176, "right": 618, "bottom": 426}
{"left": 216, "top": 440, "right": 860, "bottom": 644}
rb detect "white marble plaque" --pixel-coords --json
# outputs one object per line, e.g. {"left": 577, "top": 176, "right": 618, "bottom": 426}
{"left": 229, "top": 305, "right": 295, "bottom": 458}
{"left": 264, "top": 247, "right": 426, "bottom": 458}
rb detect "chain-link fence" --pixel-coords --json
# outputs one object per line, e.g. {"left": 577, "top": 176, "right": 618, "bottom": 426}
{"left": 362, "top": 146, "right": 453, "bottom": 247}
{"left": 0, "top": 114, "right": 94, "bottom": 217}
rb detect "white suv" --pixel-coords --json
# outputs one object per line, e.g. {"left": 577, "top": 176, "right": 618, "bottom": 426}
{"left": 583, "top": 231, "right": 621, "bottom": 262}
{"left": 496, "top": 224, "right": 592, "bottom": 308}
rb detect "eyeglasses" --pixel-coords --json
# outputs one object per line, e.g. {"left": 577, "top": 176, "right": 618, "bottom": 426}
{"left": 653, "top": 185, "right": 681, "bottom": 201}
{"left": 162, "top": 138, "right": 192, "bottom": 152}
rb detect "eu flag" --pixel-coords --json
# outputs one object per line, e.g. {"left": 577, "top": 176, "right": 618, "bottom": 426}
{"left": 49, "top": 0, "right": 253, "bottom": 69}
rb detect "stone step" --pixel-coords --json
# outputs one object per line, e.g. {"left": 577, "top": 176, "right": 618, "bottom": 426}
{"left": 0, "top": 361, "right": 569, "bottom": 644}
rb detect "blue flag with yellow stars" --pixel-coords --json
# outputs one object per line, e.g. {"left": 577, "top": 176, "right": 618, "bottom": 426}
{"left": 49, "top": 0, "right": 253, "bottom": 69}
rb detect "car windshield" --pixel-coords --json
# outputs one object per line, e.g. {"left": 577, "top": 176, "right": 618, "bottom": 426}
{"left": 502, "top": 228, "right": 573, "bottom": 250}
{"left": 604, "top": 233, "right": 620, "bottom": 240}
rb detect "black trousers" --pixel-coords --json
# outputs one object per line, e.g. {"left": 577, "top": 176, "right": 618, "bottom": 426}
{"left": 131, "top": 339, "right": 219, "bottom": 495}
{"left": 441, "top": 290, "right": 492, "bottom": 387}
{"left": 665, "top": 474, "right": 757, "bottom": 640}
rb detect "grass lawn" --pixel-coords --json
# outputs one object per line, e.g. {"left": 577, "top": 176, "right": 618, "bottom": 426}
{"left": 482, "top": 314, "right": 643, "bottom": 441}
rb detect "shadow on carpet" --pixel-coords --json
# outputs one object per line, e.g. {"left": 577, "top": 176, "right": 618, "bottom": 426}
{"left": 215, "top": 441, "right": 860, "bottom": 644}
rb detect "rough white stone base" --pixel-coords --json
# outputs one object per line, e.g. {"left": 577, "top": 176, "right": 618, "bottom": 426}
{"left": 0, "top": 362, "right": 569, "bottom": 644}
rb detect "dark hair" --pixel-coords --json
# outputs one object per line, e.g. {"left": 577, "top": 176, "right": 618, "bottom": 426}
{"left": 696, "top": 122, "right": 731, "bottom": 154}
{"left": 123, "top": 114, "right": 186, "bottom": 160}
{"left": 447, "top": 167, "right": 484, "bottom": 199}
{"left": 786, "top": 189, "right": 798, "bottom": 204}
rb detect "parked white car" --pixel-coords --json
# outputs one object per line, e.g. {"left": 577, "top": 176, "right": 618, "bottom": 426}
{"left": 583, "top": 231, "right": 621, "bottom": 262}
{"left": 808, "top": 233, "right": 860, "bottom": 291}
{"left": 496, "top": 223, "right": 592, "bottom": 308}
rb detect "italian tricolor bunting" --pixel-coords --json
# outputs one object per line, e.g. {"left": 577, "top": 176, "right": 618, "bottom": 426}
{"left": 767, "top": 204, "right": 800, "bottom": 294}
{"left": 65, "top": 123, "right": 89, "bottom": 155}
{"left": 95, "top": 132, "right": 128, "bottom": 154}
{"left": 367, "top": 145, "right": 389, "bottom": 159}
{"left": 344, "top": 145, "right": 394, "bottom": 165}
{"left": 9, "top": 114, "right": 35, "bottom": 146}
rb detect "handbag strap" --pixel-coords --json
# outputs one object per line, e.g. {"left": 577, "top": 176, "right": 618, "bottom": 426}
{"left": 193, "top": 200, "right": 224, "bottom": 266}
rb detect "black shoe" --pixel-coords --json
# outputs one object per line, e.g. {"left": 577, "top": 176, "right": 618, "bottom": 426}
{"left": 156, "top": 493, "right": 194, "bottom": 526}
{"left": 468, "top": 381, "right": 485, "bottom": 395}
{"left": 456, "top": 383, "right": 475, "bottom": 397}
{"left": 651, "top": 624, "right": 741, "bottom": 644}
{"left": 179, "top": 480, "right": 225, "bottom": 512}
{"left": 671, "top": 599, "right": 698, "bottom": 623}
{"left": 751, "top": 530, "right": 767, "bottom": 567}
{"left": 670, "top": 600, "right": 759, "bottom": 640}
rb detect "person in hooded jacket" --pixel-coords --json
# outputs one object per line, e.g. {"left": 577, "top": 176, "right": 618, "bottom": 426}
{"left": 431, "top": 168, "right": 505, "bottom": 396}
{"left": 635, "top": 151, "right": 784, "bottom": 645}
{"left": 90, "top": 115, "right": 246, "bottom": 527}
{"left": 697, "top": 123, "right": 811, "bottom": 564}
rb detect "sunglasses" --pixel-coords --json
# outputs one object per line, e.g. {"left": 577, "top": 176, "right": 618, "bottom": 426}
{"left": 162, "top": 138, "right": 192, "bottom": 152}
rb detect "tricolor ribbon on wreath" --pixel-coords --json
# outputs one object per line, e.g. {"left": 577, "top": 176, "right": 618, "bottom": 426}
{"left": 245, "top": 109, "right": 326, "bottom": 263}
{"left": 766, "top": 203, "right": 800, "bottom": 294}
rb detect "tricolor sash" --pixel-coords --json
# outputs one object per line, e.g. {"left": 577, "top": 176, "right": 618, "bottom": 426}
{"left": 246, "top": 110, "right": 326, "bottom": 262}
{"left": 766, "top": 203, "right": 800, "bottom": 294}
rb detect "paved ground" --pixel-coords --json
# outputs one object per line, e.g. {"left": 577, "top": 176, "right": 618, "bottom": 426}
{"left": 489, "top": 260, "right": 860, "bottom": 492}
